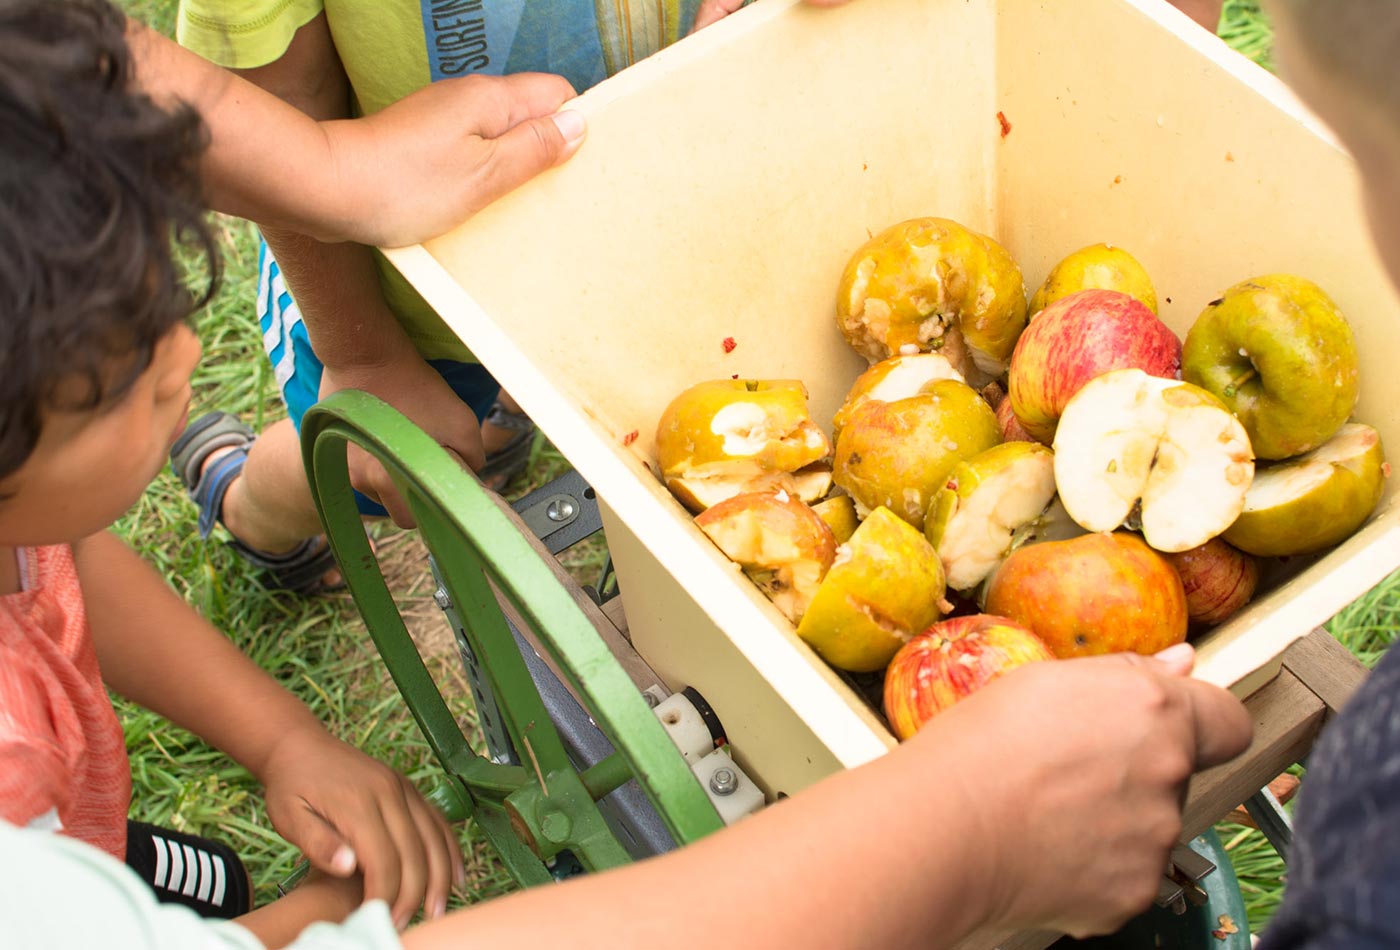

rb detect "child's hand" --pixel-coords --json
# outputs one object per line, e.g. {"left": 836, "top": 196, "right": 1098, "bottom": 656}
{"left": 906, "top": 643, "right": 1251, "bottom": 938}
{"left": 258, "top": 726, "right": 464, "bottom": 930}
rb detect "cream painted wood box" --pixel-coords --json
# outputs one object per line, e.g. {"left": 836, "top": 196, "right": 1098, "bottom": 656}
{"left": 385, "top": 0, "right": 1400, "bottom": 800}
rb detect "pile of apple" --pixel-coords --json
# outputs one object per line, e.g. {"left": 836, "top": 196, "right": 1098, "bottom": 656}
{"left": 653, "top": 217, "right": 1388, "bottom": 741}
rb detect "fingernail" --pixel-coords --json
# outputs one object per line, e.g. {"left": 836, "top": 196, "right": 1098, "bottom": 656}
{"left": 552, "top": 109, "right": 586, "bottom": 145}
{"left": 1154, "top": 642, "right": 1195, "bottom": 666}
{"left": 331, "top": 845, "right": 357, "bottom": 875}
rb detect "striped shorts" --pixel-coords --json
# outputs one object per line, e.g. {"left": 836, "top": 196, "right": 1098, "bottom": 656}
{"left": 256, "top": 239, "right": 502, "bottom": 516}
{"left": 124, "top": 820, "right": 251, "bottom": 919}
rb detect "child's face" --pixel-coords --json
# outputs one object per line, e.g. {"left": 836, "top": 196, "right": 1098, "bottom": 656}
{"left": 1273, "top": 6, "right": 1400, "bottom": 290}
{"left": 0, "top": 324, "right": 202, "bottom": 547}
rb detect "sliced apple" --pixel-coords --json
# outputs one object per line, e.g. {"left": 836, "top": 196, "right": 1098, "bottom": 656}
{"left": 656, "top": 379, "right": 832, "bottom": 513}
{"left": 812, "top": 494, "right": 859, "bottom": 544}
{"left": 924, "top": 442, "right": 1058, "bottom": 591}
{"left": 1053, "top": 368, "right": 1254, "bottom": 553}
{"left": 1223, "top": 423, "right": 1386, "bottom": 557}
{"left": 832, "top": 353, "right": 965, "bottom": 440}
{"left": 695, "top": 490, "right": 838, "bottom": 624}
{"left": 795, "top": 507, "right": 948, "bottom": 673}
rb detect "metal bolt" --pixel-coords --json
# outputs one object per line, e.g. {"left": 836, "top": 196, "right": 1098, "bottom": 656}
{"left": 540, "top": 811, "right": 573, "bottom": 844}
{"left": 546, "top": 497, "right": 576, "bottom": 522}
{"left": 709, "top": 767, "right": 738, "bottom": 796}
{"left": 433, "top": 589, "right": 453, "bottom": 611}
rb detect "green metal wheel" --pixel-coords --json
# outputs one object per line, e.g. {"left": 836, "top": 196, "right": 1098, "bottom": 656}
{"left": 300, "top": 391, "right": 725, "bottom": 887}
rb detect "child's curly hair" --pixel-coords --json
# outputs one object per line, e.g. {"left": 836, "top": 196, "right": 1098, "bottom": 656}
{"left": 0, "top": 0, "right": 219, "bottom": 482}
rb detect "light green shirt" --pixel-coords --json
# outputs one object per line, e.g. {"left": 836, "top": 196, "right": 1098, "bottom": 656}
{"left": 0, "top": 821, "right": 401, "bottom": 950}
{"left": 177, "top": 0, "right": 703, "bottom": 361}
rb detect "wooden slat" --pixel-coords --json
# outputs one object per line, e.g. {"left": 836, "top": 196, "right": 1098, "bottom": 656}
{"left": 1278, "top": 626, "right": 1368, "bottom": 715}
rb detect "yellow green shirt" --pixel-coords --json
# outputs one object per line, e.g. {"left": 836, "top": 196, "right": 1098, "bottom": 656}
{"left": 177, "top": 0, "right": 703, "bottom": 361}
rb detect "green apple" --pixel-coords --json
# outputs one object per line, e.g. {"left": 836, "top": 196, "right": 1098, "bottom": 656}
{"left": 1052, "top": 369, "right": 1254, "bottom": 553}
{"left": 924, "top": 442, "right": 1058, "bottom": 591}
{"left": 832, "top": 353, "right": 964, "bottom": 441}
{"left": 1181, "top": 275, "right": 1359, "bottom": 460}
{"left": 833, "top": 378, "right": 1002, "bottom": 531}
{"left": 835, "top": 217, "right": 1027, "bottom": 386}
{"left": 1223, "top": 423, "right": 1387, "bottom": 557}
{"left": 811, "top": 494, "right": 859, "bottom": 544}
{"left": 796, "top": 507, "right": 948, "bottom": 673}
{"left": 1029, "top": 243, "right": 1158, "bottom": 317}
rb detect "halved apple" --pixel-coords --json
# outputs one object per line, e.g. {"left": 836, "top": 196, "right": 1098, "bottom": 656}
{"left": 1223, "top": 423, "right": 1386, "bottom": 557}
{"left": 832, "top": 353, "right": 965, "bottom": 441}
{"left": 833, "top": 378, "right": 1001, "bottom": 531}
{"left": 695, "top": 490, "right": 838, "bottom": 624}
{"left": 656, "top": 379, "right": 832, "bottom": 513}
{"left": 924, "top": 442, "right": 1058, "bottom": 591}
{"left": 1053, "top": 368, "right": 1254, "bottom": 553}
{"left": 836, "top": 217, "right": 1027, "bottom": 386}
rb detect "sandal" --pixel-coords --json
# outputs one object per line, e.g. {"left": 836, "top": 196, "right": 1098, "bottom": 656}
{"left": 478, "top": 400, "right": 538, "bottom": 492}
{"left": 170, "top": 412, "right": 345, "bottom": 596}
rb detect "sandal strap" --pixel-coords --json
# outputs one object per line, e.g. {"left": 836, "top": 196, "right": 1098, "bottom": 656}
{"left": 192, "top": 450, "right": 248, "bottom": 540}
{"left": 225, "top": 535, "right": 340, "bottom": 597}
{"left": 482, "top": 402, "right": 535, "bottom": 434}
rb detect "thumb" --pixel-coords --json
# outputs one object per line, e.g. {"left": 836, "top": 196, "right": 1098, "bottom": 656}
{"left": 1151, "top": 641, "right": 1197, "bottom": 677}
{"left": 475, "top": 110, "right": 586, "bottom": 207}
{"left": 281, "top": 807, "right": 358, "bottom": 878}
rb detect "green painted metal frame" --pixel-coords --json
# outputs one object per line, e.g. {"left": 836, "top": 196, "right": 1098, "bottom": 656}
{"left": 301, "top": 391, "right": 724, "bottom": 885}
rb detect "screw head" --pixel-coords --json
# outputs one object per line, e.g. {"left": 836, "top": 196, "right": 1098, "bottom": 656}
{"left": 545, "top": 497, "right": 576, "bottom": 522}
{"left": 433, "top": 589, "right": 453, "bottom": 611}
{"left": 709, "top": 767, "right": 738, "bottom": 796}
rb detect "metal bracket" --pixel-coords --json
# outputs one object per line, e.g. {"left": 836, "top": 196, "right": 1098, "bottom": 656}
{"left": 511, "top": 468, "right": 604, "bottom": 556}
{"left": 1242, "top": 785, "right": 1294, "bottom": 861}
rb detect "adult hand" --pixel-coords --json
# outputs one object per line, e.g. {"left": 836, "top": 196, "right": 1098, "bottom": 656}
{"left": 907, "top": 643, "right": 1252, "bottom": 938}
{"left": 320, "top": 353, "right": 486, "bottom": 528}
{"left": 258, "top": 725, "right": 464, "bottom": 930}
{"left": 321, "top": 71, "right": 585, "bottom": 247}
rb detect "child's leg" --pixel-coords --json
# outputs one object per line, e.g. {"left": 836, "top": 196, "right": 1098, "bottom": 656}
{"left": 124, "top": 820, "right": 252, "bottom": 920}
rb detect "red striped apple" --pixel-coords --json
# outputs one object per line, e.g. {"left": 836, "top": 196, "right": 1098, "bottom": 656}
{"left": 1163, "top": 538, "right": 1260, "bottom": 626}
{"left": 1007, "top": 289, "right": 1182, "bottom": 444}
{"left": 883, "top": 614, "right": 1055, "bottom": 740}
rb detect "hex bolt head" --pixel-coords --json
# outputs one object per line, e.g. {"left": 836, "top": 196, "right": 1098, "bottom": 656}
{"left": 546, "top": 497, "right": 577, "bottom": 522}
{"left": 433, "top": 589, "right": 453, "bottom": 611}
{"left": 709, "top": 767, "right": 738, "bottom": 796}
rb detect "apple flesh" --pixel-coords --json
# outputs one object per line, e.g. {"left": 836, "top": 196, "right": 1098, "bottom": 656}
{"left": 833, "top": 379, "right": 1001, "bottom": 531}
{"left": 695, "top": 490, "right": 837, "bottom": 624}
{"left": 656, "top": 379, "right": 833, "bottom": 513}
{"left": 1052, "top": 369, "right": 1254, "bottom": 553}
{"left": 924, "top": 442, "right": 1058, "bottom": 591}
{"left": 1163, "top": 538, "right": 1260, "bottom": 626}
{"left": 795, "top": 507, "right": 948, "bottom": 673}
{"left": 835, "top": 217, "right": 1028, "bottom": 386}
{"left": 1181, "top": 275, "right": 1359, "bottom": 460}
{"left": 1223, "top": 423, "right": 1387, "bottom": 557}
{"left": 1029, "top": 243, "right": 1158, "bottom": 317}
{"left": 984, "top": 532, "right": 1188, "bottom": 658}
{"left": 1008, "top": 289, "right": 1182, "bottom": 445}
{"left": 883, "top": 614, "right": 1055, "bottom": 740}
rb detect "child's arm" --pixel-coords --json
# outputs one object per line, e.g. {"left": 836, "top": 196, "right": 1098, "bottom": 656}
{"left": 74, "top": 530, "right": 460, "bottom": 930}
{"left": 402, "top": 647, "right": 1251, "bottom": 949}
{"left": 123, "top": 19, "right": 583, "bottom": 249}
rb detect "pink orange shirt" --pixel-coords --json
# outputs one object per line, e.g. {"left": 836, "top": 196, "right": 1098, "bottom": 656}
{"left": 0, "top": 544, "right": 130, "bottom": 857}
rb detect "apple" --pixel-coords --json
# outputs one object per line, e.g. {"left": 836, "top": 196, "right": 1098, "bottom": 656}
{"left": 1223, "top": 423, "right": 1387, "bottom": 557}
{"left": 1029, "top": 243, "right": 1158, "bottom": 317}
{"left": 1163, "top": 538, "right": 1260, "bottom": 626}
{"left": 835, "top": 217, "right": 1028, "bottom": 386}
{"left": 832, "top": 378, "right": 1001, "bottom": 531}
{"left": 1052, "top": 369, "right": 1254, "bottom": 552}
{"left": 832, "top": 353, "right": 964, "bottom": 441}
{"left": 1181, "top": 274, "right": 1359, "bottom": 460}
{"left": 996, "top": 394, "right": 1036, "bottom": 442}
{"left": 795, "top": 507, "right": 948, "bottom": 673}
{"left": 883, "top": 614, "right": 1055, "bottom": 740}
{"left": 983, "top": 531, "right": 1188, "bottom": 658}
{"left": 1007, "top": 289, "right": 1182, "bottom": 445}
{"left": 656, "top": 378, "right": 832, "bottom": 512}
{"left": 924, "top": 442, "right": 1058, "bottom": 591}
{"left": 811, "top": 494, "right": 859, "bottom": 544}
{"left": 695, "top": 490, "right": 837, "bottom": 624}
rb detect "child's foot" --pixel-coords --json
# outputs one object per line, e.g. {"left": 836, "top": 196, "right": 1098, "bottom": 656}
{"left": 170, "top": 412, "right": 345, "bottom": 595}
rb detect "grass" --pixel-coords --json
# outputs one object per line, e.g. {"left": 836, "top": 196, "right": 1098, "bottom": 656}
{"left": 109, "top": 0, "right": 1388, "bottom": 941}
